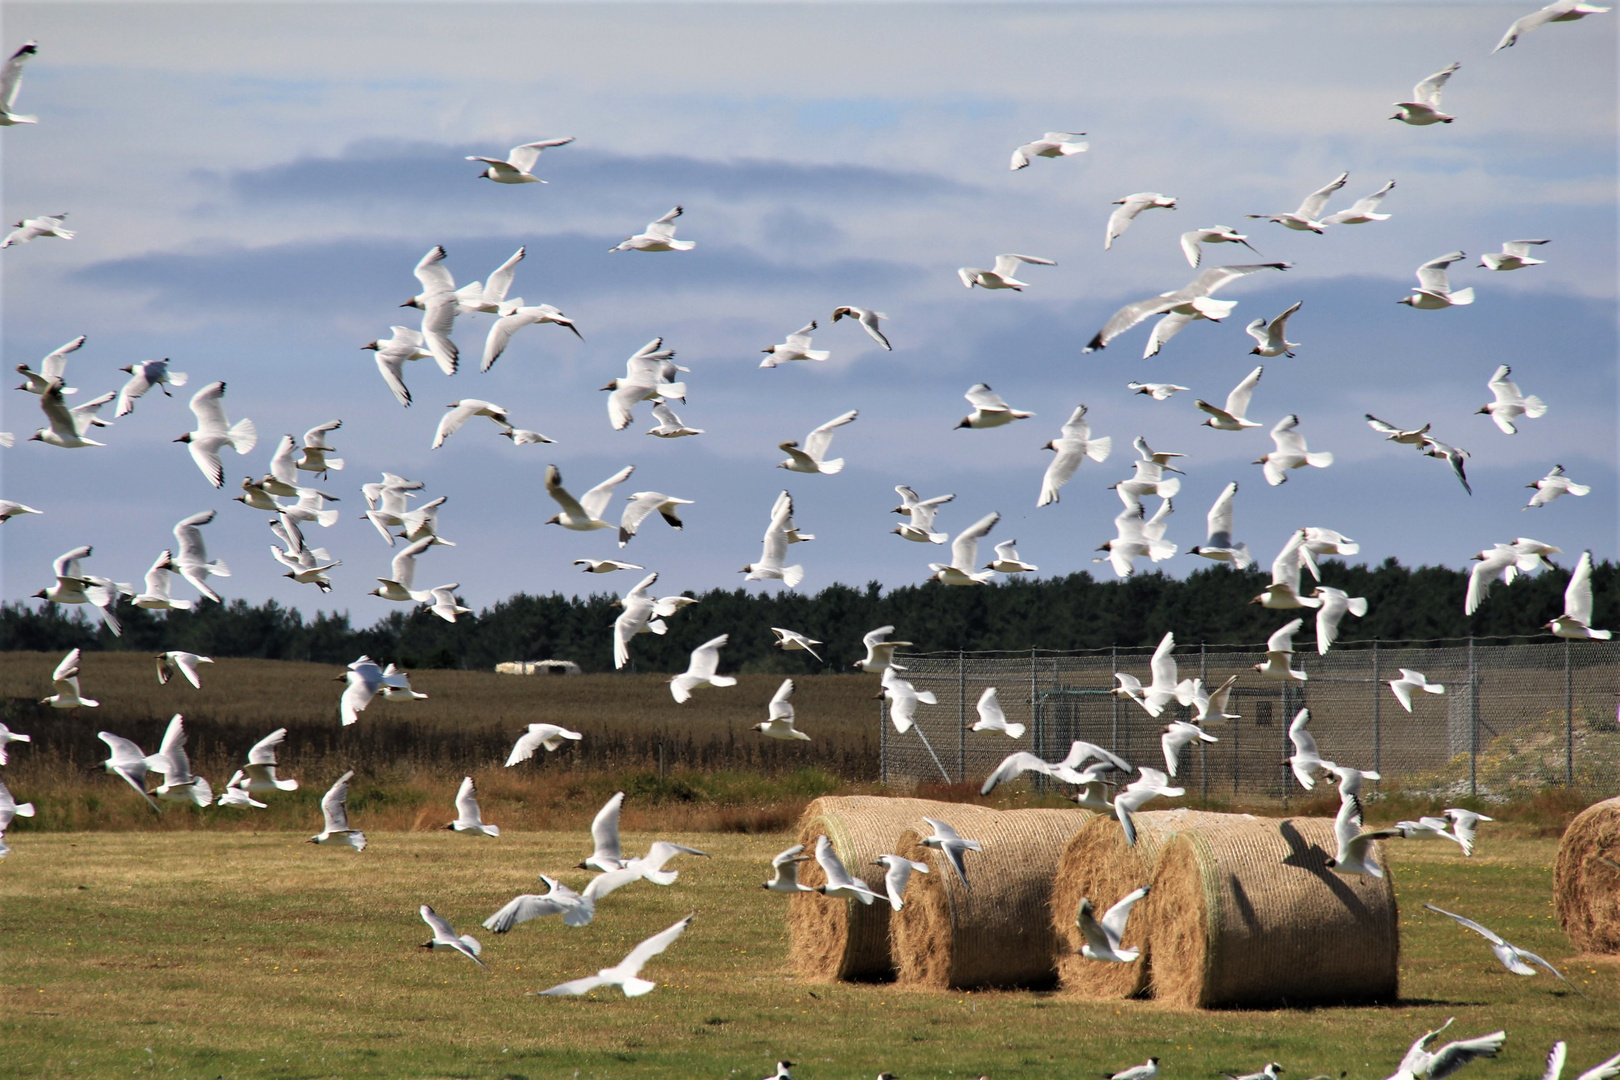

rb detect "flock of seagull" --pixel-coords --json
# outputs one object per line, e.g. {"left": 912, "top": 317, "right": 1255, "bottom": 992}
{"left": 0, "top": 4, "right": 1614, "bottom": 1068}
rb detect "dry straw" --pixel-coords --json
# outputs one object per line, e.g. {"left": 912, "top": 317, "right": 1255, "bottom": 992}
{"left": 888, "top": 808, "right": 1091, "bottom": 990}
{"left": 1147, "top": 815, "right": 1399, "bottom": 1008}
{"left": 788, "top": 796, "right": 997, "bottom": 981}
{"left": 1554, "top": 795, "right": 1620, "bottom": 954}
{"left": 1050, "top": 809, "right": 1229, "bottom": 998}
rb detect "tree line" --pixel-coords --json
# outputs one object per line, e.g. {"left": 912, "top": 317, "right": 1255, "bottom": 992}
{"left": 2, "top": 558, "right": 1611, "bottom": 673}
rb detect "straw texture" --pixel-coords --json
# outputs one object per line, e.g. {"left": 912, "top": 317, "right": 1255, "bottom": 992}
{"left": 787, "top": 796, "right": 996, "bottom": 981}
{"left": 888, "top": 808, "right": 1092, "bottom": 990}
{"left": 1148, "top": 815, "right": 1399, "bottom": 1008}
{"left": 1554, "top": 795, "right": 1620, "bottom": 955}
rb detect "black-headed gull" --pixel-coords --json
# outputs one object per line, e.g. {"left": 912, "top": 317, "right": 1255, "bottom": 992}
{"left": 144, "top": 713, "right": 213, "bottom": 807}
{"left": 0, "top": 723, "right": 31, "bottom": 765}
{"left": 980, "top": 741, "right": 1127, "bottom": 796}
{"left": 646, "top": 401, "right": 702, "bottom": 437}
{"left": 1547, "top": 551, "right": 1610, "bottom": 639}
{"left": 42, "top": 647, "right": 100, "bottom": 711}
{"left": 467, "top": 137, "right": 573, "bottom": 183}
{"left": 1224, "top": 1061, "right": 1286, "bottom": 1080}
{"left": 1105, "top": 192, "right": 1177, "bottom": 250}
{"left": 177, "top": 382, "right": 256, "bottom": 488}
{"left": 1180, "top": 226, "right": 1256, "bottom": 269}
{"left": 575, "top": 558, "right": 643, "bottom": 573}
{"left": 1161, "top": 720, "right": 1217, "bottom": 778}
{"left": 1442, "top": 809, "right": 1493, "bottom": 856}
{"left": 33, "top": 547, "right": 124, "bottom": 633}
{"left": 1285, "top": 708, "right": 1331, "bottom": 789}
{"left": 920, "top": 817, "right": 981, "bottom": 889}
{"left": 1324, "top": 180, "right": 1397, "bottom": 225}
{"left": 132, "top": 552, "right": 191, "bottom": 612}
{"left": 1494, "top": 0, "right": 1610, "bottom": 51}
{"left": 17, "top": 335, "right": 85, "bottom": 395}
{"left": 114, "top": 358, "right": 187, "bottom": 418}
{"left": 576, "top": 792, "right": 628, "bottom": 871}
{"left": 295, "top": 419, "right": 343, "bottom": 476}
{"left": 958, "top": 383, "right": 1031, "bottom": 430}
{"left": 1326, "top": 794, "right": 1401, "bottom": 877}
{"left": 545, "top": 463, "right": 633, "bottom": 531}
{"left": 812, "top": 833, "right": 881, "bottom": 904}
{"left": 1323, "top": 762, "right": 1381, "bottom": 801}
{"left": 1076, "top": 885, "right": 1150, "bottom": 962}
{"left": 1256, "top": 415, "right": 1333, "bottom": 486}
{"left": 97, "top": 731, "right": 155, "bottom": 809}
{"left": 431, "top": 400, "right": 511, "bottom": 449}
{"left": 1011, "top": 131, "right": 1087, "bottom": 170}
{"left": 1115, "top": 769, "right": 1184, "bottom": 846}
{"left": 1246, "top": 301, "right": 1302, "bottom": 357}
{"left": 760, "top": 321, "right": 830, "bottom": 368}
{"left": 236, "top": 728, "right": 299, "bottom": 794}
{"left": 610, "top": 206, "right": 693, "bottom": 253}
{"left": 1385, "top": 1019, "right": 1505, "bottom": 1080}
{"left": 1188, "top": 482, "right": 1252, "bottom": 570}
{"left": 1094, "top": 494, "right": 1175, "bottom": 579}
{"left": 309, "top": 770, "right": 366, "bottom": 850}
{"left": 1127, "top": 381, "right": 1189, "bottom": 401}
{"left": 611, "top": 572, "right": 694, "bottom": 668}
{"left": 1037, "top": 404, "right": 1110, "bottom": 506}
{"left": 155, "top": 650, "right": 213, "bottom": 689}
{"left": 1525, "top": 464, "right": 1588, "bottom": 509}
{"left": 1197, "top": 366, "right": 1265, "bottom": 431}
{"left": 1191, "top": 674, "right": 1242, "bottom": 723}
{"left": 958, "top": 253, "right": 1055, "bottom": 290}
{"left": 1115, "top": 632, "right": 1197, "bottom": 718}
{"left": 1106, "top": 1059, "right": 1160, "bottom": 1080}
{"left": 1391, "top": 62, "right": 1461, "bottom": 125}
{"left": 970, "top": 686, "right": 1025, "bottom": 738}
{"left": 366, "top": 535, "right": 437, "bottom": 603}
{"left": 2, "top": 212, "right": 71, "bottom": 246}
{"left": 28, "top": 380, "right": 106, "bottom": 448}
{"left": 1479, "top": 239, "right": 1549, "bottom": 270}
{"left": 743, "top": 491, "right": 806, "bottom": 588}
{"left": 1248, "top": 172, "right": 1347, "bottom": 232}
{"left": 879, "top": 667, "right": 934, "bottom": 732}
{"left": 984, "top": 539, "right": 1037, "bottom": 574}
{"left": 363, "top": 326, "right": 431, "bottom": 407}
{"left": 1256, "top": 621, "right": 1308, "bottom": 682}
{"left": 446, "top": 776, "right": 499, "bottom": 836}
{"left": 535, "top": 914, "right": 693, "bottom": 996}
{"left": 779, "top": 410, "right": 856, "bottom": 474}
{"left": 0, "top": 778, "right": 36, "bottom": 856}
{"left": 1477, "top": 364, "right": 1545, "bottom": 433}
{"left": 893, "top": 484, "right": 954, "bottom": 544}
{"left": 173, "top": 509, "right": 230, "bottom": 602}
{"left": 0, "top": 500, "right": 41, "bottom": 523}
{"left": 1389, "top": 669, "right": 1445, "bottom": 712}
{"left": 770, "top": 627, "right": 823, "bottom": 661}
{"left": 338, "top": 656, "right": 390, "bottom": 726}
{"left": 1085, "top": 265, "right": 1289, "bottom": 354}
{"left": 1399, "top": 251, "right": 1474, "bottom": 308}
{"left": 619, "top": 491, "right": 693, "bottom": 547}
{"left": 0, "top": 40, "right": 38, "bottom": 126}
{"left": 484, "top": 869, "right": 638, "bottom": 931}
{"left": 1312, "top": 586, "right": 1367, "bottom": 654}
{"left": 874, "top": 853, "right": 930, "bottom": 910}
{"left": 419, "top": 905, "right": 486, "bottom": 968}
{"left": 504, "top": 723, "right": 584, "bottom": 765}
{"left": 405, "top": 246, "right": 460, "bottom": 375}
{"left": 856, "top": 626, "right": 911, "bottom": 673}
{"left": 1421, "top": 437, "right": 1472, "bottom": 497}
{"left": 1366, "top": 414, "right": 1432, "bottom": 445}
{"left": 671, "top": 635, "right": 738, "bottom": 703}
{"left": 1424, "top": 904, "right": 1578, "bottom": 991}
{"left": 831, "top": 306, "right": 892, "bottom": 349}
{"left": 754, "top": 678, "right": 810, "bottom": 741}
{"left": 929, "top": 511, "right": 999, "bottom": 585}
{"left": 481, "top": 302, "right": 581, "bottom": 372}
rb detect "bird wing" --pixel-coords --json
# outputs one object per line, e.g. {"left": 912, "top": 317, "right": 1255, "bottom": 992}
{"left": 1295, "top": 172, "right": 1348, "bottom": 220}
{"left": 374, "top": 350, "right": 413, "bottom": 407}
{"left": 1039, "top": 442, "right": 1085, "bottom": 507}
{"left": 321, "top": 770, "right": 355, "bottom": 831}
{"left": 1148, "top": 632, "right": 1177, "bottom": 689}
{"left": 1573, "top": 1051, "right": 1620, "bottom": 1080}
{"left": 413, "top": 245, "right": 454, "bottom": 294}
{"left": 1267, "top": 300, "right": 1302, "bottom": 343}
{"left": 1226, "top": 365, "right": 1264, "bottom": 417}
{"left": 1268, "top": 619, "right": 1303, "bottom": 655}
{"left": 615, "top": 914, "right": 693, "bottom": 978}
{"left": 1423, "top": 902, "right": 1508, "bottom": 945}
{"left": 389, "top": 536, "right": 434, "bottom": 593}
{"left": 1415, "top": 252, "right": 1464, "bottom": 293}
{"left": 1288, "top": 708, "right": 1319, "bottom": 757}
{"left": 1205, "top": 482, "right": 1238, "bottom": 544}
{"left": 1413, "top": 62, "right": 1460, "bottom": 107}
{"left": 1099, "top": 885, "right": 1150, "bottom": 944}
{"left": 0, "top": 40, "right": 34, "bottom": 111}
{"left": 1187, "top": 262, "right": 1292, "bottom": 299}
{"left": 484, "top": 892, "right": 571, "bottom": 933}
{"left": 173, "top": 510, "right": 215, "bottom": 565}
{"left": 951, "top": 512, "right": 998, "bottom": 571}
{"left": 589, "top": 792, "right": 625, "bottom": 863}
{"left": 981, "top": 752, "right": 1050, "bottom": 795}
{"left": 1427, "top": 1033, "right": 1508, "bottom": 1080}
{"left": 994, "top": 253, "right": 1056, "bottom": 275}
{"left": 420, "top": 904, "right": 460, "bottom": 942}
{"left": 815, "top": 833, "right": 855, "bottom": 887}
{"left": 39, "top": 335, "right": 85, "bottom": 380}
{"left": 537, "top": 974, "right": 608, "bottom": 996}
{"left": 686, "top": 635, "right": 729, "bottom": 679}
{"left": 543, "top": 464, "right": 591, "bottom": 522}
{"left": 432, "top": 402, "right": 479, "bottom": 448}
{"left": 580, "top": 465, "right": 635, "bottom": 521}
{"left": 1270, "top": 414, "right": 1307, "bottom": 455}
{"left": 804, "top": 410, "right": 857, "bottom": 462}
{"left": 246, "top": 727, "right": 288, "bottom": 766}
{"left": 1329, "top": 180, "right": 1396, "bottom": 222}
{"left": 453, "top": 776, "right": 481, "bottom": 824}
{"left": 1565, "top": 551, "right": 1596, "bottom": 625}
{"left": 769, "top": 678, "right": 795, "bottom": 711}
{"left": 189, "top": 381, "right": 231, "bottom": 434}
{"left": 644, "top": 206, "right": 684, "bottom": 237}
{"left": 40, "top": 382, "right": 80, "bottom": 437}
{"left": 1058, "top": 404, "right": 1092, "bottom": 441}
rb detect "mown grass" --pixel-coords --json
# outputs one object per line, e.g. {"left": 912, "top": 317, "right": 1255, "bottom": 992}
{"left": 0, "top": 827, "right": 1615, "bottom": 1080}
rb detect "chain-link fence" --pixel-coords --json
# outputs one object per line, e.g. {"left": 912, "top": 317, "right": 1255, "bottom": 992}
{"left": 880, "top": 638, "right": 1620, "bottom": 801}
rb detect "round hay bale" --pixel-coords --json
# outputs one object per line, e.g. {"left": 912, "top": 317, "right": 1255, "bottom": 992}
{"left": 787, "top": 796, "right": 997, "bottom": 982}
{"left": 1148, "top": 815, "right": 1399, "bottom": 1009}
{"left": 889, "top": 808, "right": 1093, "bottom": 990}
{"left": 1050, "top": 809, "right": 1231, "bottom": 998}
{"left": 1555, "top": 795, "right": 1620, "bottom": 954}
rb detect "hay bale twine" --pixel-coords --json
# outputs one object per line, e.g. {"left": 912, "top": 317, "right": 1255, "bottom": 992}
{"left": 1051, "top": 809, "right": 1231, "bottom": 998}
{"left": 788, "top": 796, "right": 997, "bottom": 982}
{"left": 887, "top": 808, "right": 1092, "bottom": 990}
{"left": 1555, "top": 795, "right": 1620, "bottom": 954}
{"left": 1148, "top": 815, "right": 1399, "bottom": 1009}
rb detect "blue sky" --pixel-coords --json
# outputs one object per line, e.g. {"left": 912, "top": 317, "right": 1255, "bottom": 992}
{"left": 1, "top": 2, "right": 1614, "bottom": 623}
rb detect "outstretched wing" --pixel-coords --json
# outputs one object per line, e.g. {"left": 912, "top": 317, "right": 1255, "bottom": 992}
{"left": 804, "top": 409, "right": 857, "bottom": 462}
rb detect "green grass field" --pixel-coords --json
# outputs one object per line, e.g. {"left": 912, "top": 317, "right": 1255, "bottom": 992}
{"left": 1, "top": 828, "right": 1615, "bottom": 1080}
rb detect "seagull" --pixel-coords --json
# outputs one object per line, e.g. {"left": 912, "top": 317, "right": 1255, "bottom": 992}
{"left": 612, "top": 572, "right": 678, "bottom": 668}
{"left": 1180, "top": 226, "right": 1257, "bottom": 268}
{"left": 770, "top": 627, "right": 823, "bottom": 662}
{"left": 1366, "top": 415, "right": 1432, "bottom": 446}
{"left": 874, "top": 854, "right": 930, "bottom": 911}
{"left": 1423, "top": 904, "right": 1579, "bottom": 991}
{"left": 1115, "top": 768, "right": 1185, "bottom": 845}
{"left": 754, "top": 678, "right": 811, "bottom": 741}
{"left": 1257, "top": 415, "right": 1333, "bottom": 486}
{"left": 1392, "top": 62, "right": 1461, "bottom": 124}
{"left": 980, "top": 740, "right": 1131, "bottom": 795}
{"left": 2, "top": 212, "right": 72, "bottom": 247}
{"left": 405, "top": 246, "right": 460, "bottom": 375}
{"left": 133, "top": 551, "right": 193, "bottom": 611}
{"left": 1442, "top": 809, "right": 1494, "bottom": 856}
{"left": 338, "top": 656, "right": 388, "bottom": 726}
{"left": 444, "top": 776, "right": 499, "bottom": 837}
{"left": 1385, "top": 1019, "right": 1506, "bottom": 1080}
{"left": 115, "top": 359, "right": 188, "bottom": 417}
{"left": 1325, "top": 794, "right": 1401, "bottom": 877}
{"left": 1188, "top": 482, "right": 1252, "bottom": 569}
{"left": 0, "top": 723, "right": 31, "bottom": 765}
{"left": 466, "top": 137, "right": 574, "bottom": 182}
{"left": 1011, "top": 131, "right": 1088, "bottom": 169}
{"left": 1190, "top": 674, "right": 1242, "bottom": 723}
{"left": 619, "top": 491, "right": 693, "bottom": 547}
{"left": 42, "top": 648, "right": 100, "bottom": 711}
{"left": 481, "top": 303, "right": 581, "bottom": 371}
{"left": 1113, "top": 456, "right": 1181, "bottom": 502}
{"left": 671, "top": 635, "right": 737, "bottom": 703}
{"left": 1076, "top": 885, "right": 1150, "bottom": 962}
{"left": 1094, "top": 493, "right": 1175, "bottom": 578}
{"left": 416, "top": 905, "right": 488, "bottom": 969}
{"left": 970, "top": 687, "right": 1026, "bottom": 738}
{"left": 290, "top": 419, "right": 343, "bottom": 478}
{"left": 743, "top": 490, "right": 806, "bottom": 588}
{"left": 984, "top": 539, "right": 1038, "bottom": 574}
{"left": 1538, "top": 1043, "right": 1620, "bottom": 1080}
{"left": 1246, "top": 301, "right": 1302, "bottom": 357}
{"left": 0, "top": 779, "right": 36, "bottom": 854}
{"left": 1257, "top": 621, "right": 1308, "bottom": 682}
{"left": 1312, "top": 587, "right": 1368, "bottom": 654}
{"left": 610, "top": 206, "right": 693, "bottom": 252}
{"left": 830, "top": 306, "right": 892, "bottom": 349}
{"left": 1546, "top": 551, "right": 1611, "bottom": 639}
{"left": 32, "top": 546, "right": 125, "bottom": 633}
{"left": 604, "top": 345, "right": 687, "bottom": 431}
{"left": 536, "top": 913, "right": 696, "bottom": 997}
{"left": 1224, "top": 1064, "right": 1286, "bottom": 1080}
{"left": 155, "top": 651, "right": 213, "bottom": 689}
{"left": 0, "top": 40, "right": 38, "bottom": 126}
{"left": 430, "top": 400, "right": 511, "bottom": 449}
{"left": 1127, "top": 381, "right": 1190, "bottom": 401}
{"left": 234, "top": 728, "right": 299, "bottom": 794}
{"left": 1477, "top": 364, "right": 1546, "bottom": 433}
{"left": 779, "top": 409, "right": 857, "bottom": 473}
{"left": 1302, "top": 527, "right": 1360, "bottom": 565}
{"left": 271, "top": 519, "right": 341, "bottom": 593}
{"left": 16, "top": 335, "right": 85, "bottom": 395}
{"left": 856, "top": 626, "right": 911, "bottom": 673}
{"left": 377, "top": 663, "right": 427, "bottom": 703}
{"left": 574, "top": 558, "right": 643, "bottom": 573}
{"left": 1037, "top": 404, "right": 1111, "bottom": 506}
{"left": 1105, "top": 192, "right": 1177, "bottom": 249}
{"left": 96, "top": 731, "right": 156, "bottom": 809}
{"left": 1197, "top": 366, "right": 1265, "bottom": 431}
{"left": 1479, "top": 239, "right": 1550, "bottom": 271}
{"left": 362, "top": 326, "right": 431, "bottom": 407}
{"left": 958, "top": 253, "right": 1056, "bottom": 290}
{"left": 545, "top": 463, "right": 634, "bottom": 531}
{"left": 1525, "top": 464, "right": 1589, "bottom": 509}
{"left": 893, "top": 485, "right": 955, "bottom": 544}
{"left": 956, "top": 383, "right": 1033, "bottom": 430}
{"left": 29, "top": 380, "right": 105, "bottom": 448}
{"left": 1161, "top": 720, "right": 1218, "bottom": 778}
{"left": 176, "top": 382, "right": 257, "bottom": 487}
{"left": 1116, "top": 632, "right": 1198, "bottom": 718}
{"left": 919, "top": 817, "right": 981, "bottom": 890}
{"left": 929, "top": 511, "right": 1000, "bottom": 586}
{"left": 1398, "top": 251, "right": 1475, "bottom": 308}
{"left": 1466, "top": 544, "right": 1523, "bottom": 614}
{"left": 1324, "top": 179, "right": 1397, "bottom": 225}
{"left": 367, "top": 535, "right": 437, "bottom": 603}
{"left": 1494, "top": 0, "right": 1611, "bottom": 51}
{"left": 172, "top": 509, "right": 230, "bottom": 602}
{"left": 576, "top": 792, "right": 632, "bottom": 871}
{"left": 308, "top": 770, "right": 366, "bottom": 850}
{"left": 646, "top": 401, "right": 702, "bottom": 437}
{"left": 1105, "top": 1059, "right": 1160, "bottom": 1080}
{"left": 1085, "top": 264, "right": 1290, "bottom": 353}
{"left": 425, "top": 585, "right": 470, "bottom": 623}
{"left": 144, "top": 714, "right": 214, "bottom": 807}
{"left": 1395, "top": 815, "right": 1468, "bottom": 851}
{"left": 1419, "top": 436, "right": 1473, "bottom": 494}
{"left": 760, "top": 321, "right": 830, "bottom": 368}
{"left": 808, "top": 833, "right": 883, "bottom": 905}
{"left": 879, "top": 667, "right": 936, "bottom": 733}
{"left": 1248, "top": 172, "right": 1348, "bottom": 232}
{"left": 504, "top": 723, "right": 584, "bottom": 765}
{"left": 1322, "top": 762, "right": 1382, "bottom": 801}
{"left": 483, "top": 869, "right": 639, "bottom": 932}
{"left": 0, "top": 500, "right": 41, "bottom": 523}
{"left": 1390, "top": 669, "right": 1446, "bottom": 712}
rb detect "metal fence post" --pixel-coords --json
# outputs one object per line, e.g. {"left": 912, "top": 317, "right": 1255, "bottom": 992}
{"left": 1110, "top": 644, "right": 1120, "bottom": 755}
{"left": 1372, "top": 639, "right": 1381, "bottom": 779}
{"left": 1468, "top": 636, "right": 1478, "bottom": 797}
{"left": 1199, "top": 641, "right": 1209, "bottom": 803}
{"left": 879, "top": 694, "right": 887, "bottom": 786}
{"left": 1030, "top": 646, "right": 1038, "bottom": 758}
{"left": 957, "top": 649, "right": 966, "bottom": 784}
{"left": 1565, "top": 637, "right": 1574, "bottom": 786}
